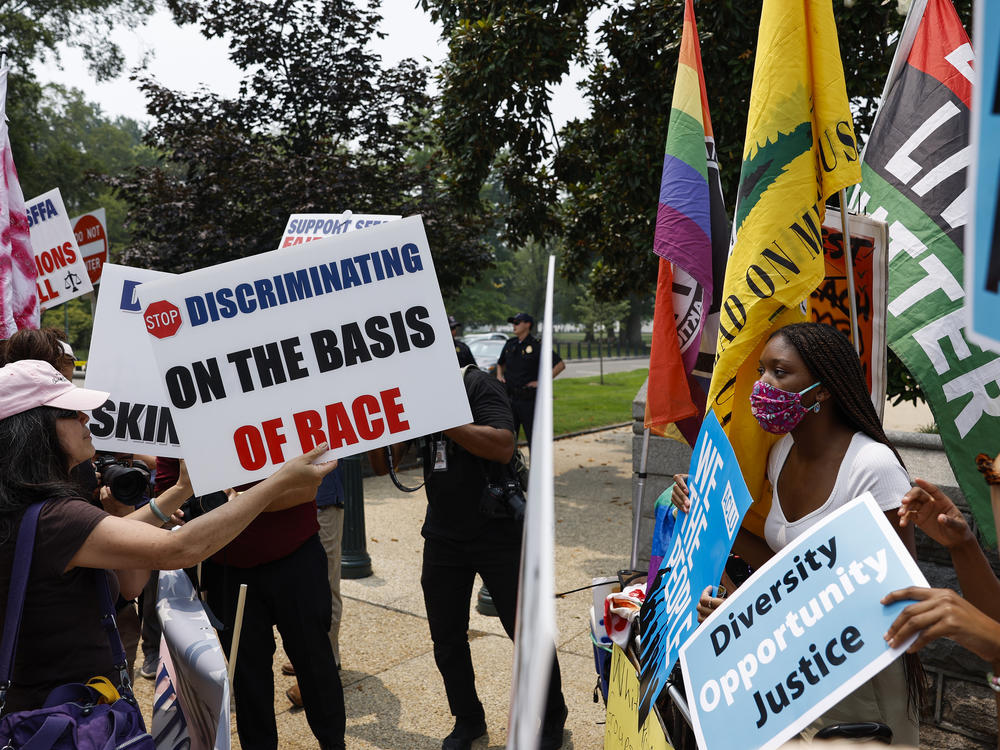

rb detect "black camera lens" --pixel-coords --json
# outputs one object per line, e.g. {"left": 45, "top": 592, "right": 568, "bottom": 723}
{"left": 101, "top": 463, "right": 150, "bottom": 506}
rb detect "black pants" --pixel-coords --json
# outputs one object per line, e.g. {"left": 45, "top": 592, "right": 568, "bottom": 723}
{"left": 421, "top": 526, "right": 565, "bottom": 725}
{"left": 510, "top": 396, "right": 536, "bottom": 445}
{"left": 203, "top": 535, "right": 345, "bottom": 750}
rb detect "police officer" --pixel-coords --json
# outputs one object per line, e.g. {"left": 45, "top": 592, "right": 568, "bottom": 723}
{"left": 450, "top": 315, "right": 476, "bottom": 368}
{"left": 496, "top": 312, "right": 565, "bottom": 444}
{"left": 368, "top": 365, "right": 567, "bottom": 750}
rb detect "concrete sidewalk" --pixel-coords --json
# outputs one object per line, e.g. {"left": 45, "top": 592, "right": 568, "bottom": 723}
{"left": 134, "top": 426, "right": 635, "bottom": 748}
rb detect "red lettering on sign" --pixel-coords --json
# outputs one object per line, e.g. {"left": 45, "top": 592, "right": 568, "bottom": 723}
{"left": 290, "top": 390, "right": 410, "bottom": 452}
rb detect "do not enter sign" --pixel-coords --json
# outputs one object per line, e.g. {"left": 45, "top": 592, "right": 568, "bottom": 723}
{"left": 71, "top": 210, "right": 108, "bottom": 285}
{"left": 144, "top": 300, "right": 182, "bottom": 338}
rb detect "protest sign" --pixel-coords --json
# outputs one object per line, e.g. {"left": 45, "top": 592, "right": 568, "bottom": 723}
{"left": 812, "top": 209, "right": 889, "bottom": 403}
{"left": 508, "top": 256, "right": 558, "bottom": 749}
{"left": 71, "top": 208, "right": 108, "bottom": 285}
{"left": 85, "top": 264, "right": 182, "bottom": 457}
{"left": 679, "top": 494, "right": 927, "bottom": 750}
{"left": 136, "top": 215, "right": 472, "bottom": 493}
{"left": 637, "top": 411, "right": 753, "bottom": 729}
{"left": 25, "top": 188, "right": 93, "bottom": 308}
{"left": 278, "top": 211, "right": 400, "bottom": 249}
{"left": 965, "top": 0, "right": 1000, "bottom": 352}
{"left": 154, "top": 569, "right": 230, "bottom": 750}
{"left": 605, "top": 646, "right": 672, "bottom": 750}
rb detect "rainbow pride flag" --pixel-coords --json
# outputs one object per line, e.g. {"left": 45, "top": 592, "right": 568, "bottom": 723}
{"left": 645, "top": 0, "right": 728, "bottom": 445}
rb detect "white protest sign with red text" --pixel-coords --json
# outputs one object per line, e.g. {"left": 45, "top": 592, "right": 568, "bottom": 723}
{"left": 137, "top": 215, "right": 472, "bottom": 494}
{"left": 71, "top": 208, "right": 108, "bottom": 285}
{"left": 26, "top": 188, "right": 94, "bottom": 308}
{"left": 278, "top": 211, "right": 400, "bottom": 249}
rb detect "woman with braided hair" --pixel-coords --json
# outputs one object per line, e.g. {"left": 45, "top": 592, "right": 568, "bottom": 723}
{"left": 673, "top": 322, "right": 920, "bottom": 744}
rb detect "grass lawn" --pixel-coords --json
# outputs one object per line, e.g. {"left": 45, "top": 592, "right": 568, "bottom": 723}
{"left": 551, "top": 368, "right": 648, "bottom": 436}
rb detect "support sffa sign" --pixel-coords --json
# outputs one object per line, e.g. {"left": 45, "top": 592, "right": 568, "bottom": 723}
{"left": 679, "top": 494, "right": 927, "bottom": 750}
{"left": 136, "top": 216, "right": 472, "bottom": 494}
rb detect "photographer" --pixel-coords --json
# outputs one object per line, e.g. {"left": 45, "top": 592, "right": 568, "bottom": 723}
{"left": 369, "top": 365, "right": 566, "bottom": 750}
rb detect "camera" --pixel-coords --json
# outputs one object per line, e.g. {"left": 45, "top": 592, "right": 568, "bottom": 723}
{"left": 480, "top": 479, "right": 526, "bottom": 522}
{"left": 94, "top": 453, "right": 151, "bottom": 506}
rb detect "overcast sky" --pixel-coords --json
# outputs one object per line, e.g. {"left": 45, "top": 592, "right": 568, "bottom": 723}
{"left": 36, "top": 1, "right": 592, "bottom": 130}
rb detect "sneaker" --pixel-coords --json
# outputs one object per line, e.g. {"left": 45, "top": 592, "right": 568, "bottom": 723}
{"left": 441, "top": 716, "right": 487, "bottom": 750}
{"left": 139, "top": 655, "right": 158, "bottom": 680}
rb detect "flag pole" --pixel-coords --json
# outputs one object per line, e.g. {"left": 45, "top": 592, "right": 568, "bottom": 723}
{"left": 630, "top": 426, "right": 650, "bottom": 571}
{"left": 839, "top": 189, "right": 861, "bottom": 355}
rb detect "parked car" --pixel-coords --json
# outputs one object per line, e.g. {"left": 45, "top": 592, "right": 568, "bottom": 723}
{"left": 463, "top": 331, "right": 509, "bottom": 344}
{"left": 467, "top": 337, "right": 506, "bottom": 375}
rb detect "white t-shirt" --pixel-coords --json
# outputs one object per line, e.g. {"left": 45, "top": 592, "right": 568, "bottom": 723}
{"left": 763, "top": 432, "right": 911, "bottom": 551}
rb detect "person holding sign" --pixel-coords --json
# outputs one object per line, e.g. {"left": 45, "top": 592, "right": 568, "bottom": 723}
{"left": 0, "top": 359, "right": 337, "bottom": 718}
{"left": 674, "top": 323, "right": 920, "bottom": 744}
{"left": 884, "top": 478, "right": 1000, "bottom": 718}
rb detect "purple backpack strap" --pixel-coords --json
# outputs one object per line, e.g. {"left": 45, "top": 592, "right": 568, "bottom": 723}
{"left": 0, "top": 501, "right": 45, "bottom": 706}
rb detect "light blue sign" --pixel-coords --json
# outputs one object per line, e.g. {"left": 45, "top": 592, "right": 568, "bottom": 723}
{"left": 637, "top": 411, "right": 753, "bottom": 728}
{"left": 679, "top": 494, "right": 927, "bottom": 750}
{"left": 967, "top": 0, "right": 1000, "bottom": 352}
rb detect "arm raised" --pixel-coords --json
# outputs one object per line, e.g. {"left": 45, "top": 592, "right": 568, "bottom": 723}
{"left": 68, "top": 444, "right": 336, "bottom": 573}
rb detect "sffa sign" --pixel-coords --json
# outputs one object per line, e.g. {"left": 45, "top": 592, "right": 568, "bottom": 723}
{"left": 136, "top": 215, "right": 472, "bottom": 494}
{"left": 144, "top": 300, "right": 182, "bottom": 338}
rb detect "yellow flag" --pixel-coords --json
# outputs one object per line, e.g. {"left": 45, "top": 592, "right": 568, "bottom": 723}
{"left": 707, "top": 0, "right": 861, "bottom": 535}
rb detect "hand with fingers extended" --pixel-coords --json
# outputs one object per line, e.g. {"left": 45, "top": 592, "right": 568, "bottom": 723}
{"left": 898, "top": 478, "right": 975, "bottom": 550}
{"left": 882, "top": 587, "right": 1000, "bottom": 662}
{"left": 671, "top": 473, "right": 691, "bottom": 513}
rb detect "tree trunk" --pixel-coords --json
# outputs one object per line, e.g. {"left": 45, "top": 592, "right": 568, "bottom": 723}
{"left": 620, "top": 298, "right": 643, "bottom": 346}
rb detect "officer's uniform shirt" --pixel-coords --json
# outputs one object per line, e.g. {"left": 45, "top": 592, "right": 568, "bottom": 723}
{"left": 497, "top": 334, "right": 562, "bottom": 392}
{"left": 453, "top": 337, "right": 476, "bottom": 367}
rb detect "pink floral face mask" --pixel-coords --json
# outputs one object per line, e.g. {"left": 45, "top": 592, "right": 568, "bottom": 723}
{"left": 749, "top": 380, "right": 821, "bottom": 434}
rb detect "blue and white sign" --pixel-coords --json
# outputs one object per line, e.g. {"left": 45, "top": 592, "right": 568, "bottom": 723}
{"left": 637, "top": 410, "right": 753, "bottom": 728}
{"left": 85, "top": 264, "right": 182, "bottom": 457}
{"left": 966, "top": 0, "right": 1000, "bottom": 353}
{"left": 679, "top": 494, "right": 927, "bottom": 750}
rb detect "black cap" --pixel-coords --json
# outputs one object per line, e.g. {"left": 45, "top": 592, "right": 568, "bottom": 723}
{"left": 448, "top": 315, "right": 461, "bottom": 329}
{"left": 507, "top": 312, "right": 534, "bottom": 325}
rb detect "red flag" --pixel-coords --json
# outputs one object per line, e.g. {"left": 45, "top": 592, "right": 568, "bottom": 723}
{"left": 644, "top": 259, "right": 701, "bottom": 442}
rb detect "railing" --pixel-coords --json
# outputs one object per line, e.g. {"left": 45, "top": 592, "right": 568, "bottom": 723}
{"left": 552, "top": 340, "right": 650, "bottom": 360}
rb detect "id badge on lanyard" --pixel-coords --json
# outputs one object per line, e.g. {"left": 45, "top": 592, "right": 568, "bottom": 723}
{"left": 433, "top": 438, "right": 448, "bottom": 472}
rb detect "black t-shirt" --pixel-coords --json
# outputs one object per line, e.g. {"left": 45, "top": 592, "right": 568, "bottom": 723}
{"left": 497, "top": 334, "right": 562, "bottom": 390}
{"left": 421, "top": 368, "right": 520, "bottom": 542}
{"left": 0, "top": 498, "right": 116, "bottom": 712}
{"left": 453, "top": 338, "right": 476, "bottom": 368}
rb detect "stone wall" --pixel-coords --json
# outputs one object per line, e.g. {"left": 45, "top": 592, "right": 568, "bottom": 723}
{"left": 632, "top": 382, "right": 998, "bottom": 748}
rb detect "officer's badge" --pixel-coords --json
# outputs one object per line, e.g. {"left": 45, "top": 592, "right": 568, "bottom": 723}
{"left": 525, "top": 345, "right": 533, "bottom": 354}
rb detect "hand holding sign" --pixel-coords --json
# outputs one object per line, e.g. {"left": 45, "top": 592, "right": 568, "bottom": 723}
{"left": 679, "top": 494, "right": 928, "bottom": 750}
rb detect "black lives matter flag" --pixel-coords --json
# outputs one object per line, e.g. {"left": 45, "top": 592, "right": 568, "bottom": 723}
{"left": 855, "top": 0, "right": 1000, "bottom": 542}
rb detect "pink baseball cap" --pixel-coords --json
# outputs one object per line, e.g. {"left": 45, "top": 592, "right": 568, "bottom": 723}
{"left": 0, "top": 359, "right": 109, "bottom": 420}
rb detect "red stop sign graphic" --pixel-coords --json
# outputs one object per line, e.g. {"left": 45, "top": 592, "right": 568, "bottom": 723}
{"left": 144, "top": 300, "right": 183, "bottom": 339}
{"left": 72, "top": 213, "right": 107, "bottom": 285}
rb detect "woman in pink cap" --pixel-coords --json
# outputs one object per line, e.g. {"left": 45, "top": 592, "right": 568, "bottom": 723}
{"left": 0, "top": 359, "right": 335, "bottom": 713}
